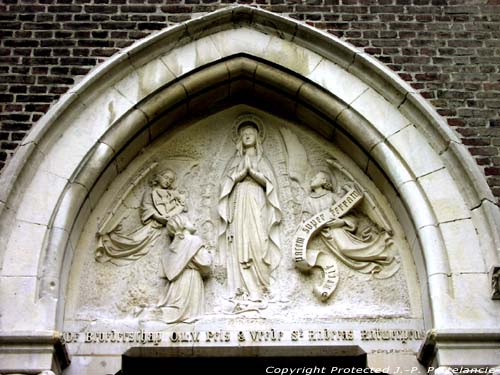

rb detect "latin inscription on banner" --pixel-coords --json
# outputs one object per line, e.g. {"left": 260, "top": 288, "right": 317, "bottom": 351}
{"left": 293, "top": 188, "right": 363, "bottom": 301}
{"left": 294, "top": 188, "right": 363, "bottom": 265}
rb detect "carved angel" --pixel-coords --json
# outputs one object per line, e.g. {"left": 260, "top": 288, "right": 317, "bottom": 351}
{"left": 280, "top": 127, "right": 397, "bottom": 280}
{"left": 301, "top": 170, "right": 395, "bottom": 276}
{"left": 95, "top": 168, "right": 186, "bottom": 266}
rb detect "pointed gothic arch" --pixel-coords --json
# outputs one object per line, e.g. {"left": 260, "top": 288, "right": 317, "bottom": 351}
{"left": 0, "top": 6, "right": 499, "bottom": 374}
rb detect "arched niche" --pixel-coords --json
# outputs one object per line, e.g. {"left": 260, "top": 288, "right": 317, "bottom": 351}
{"left": 0, "top": 6, "right": 498, "bottom": 375}
{"left": 64, "top": 100, "right": 425, "bottom": 372}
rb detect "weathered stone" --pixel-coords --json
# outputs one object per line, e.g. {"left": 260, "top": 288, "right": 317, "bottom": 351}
{"left": 0, "top": 10, "right": 499, "bottom": 374}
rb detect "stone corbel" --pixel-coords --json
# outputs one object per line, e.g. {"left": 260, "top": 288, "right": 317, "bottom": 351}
{"left": 417, "top": 330, "right": 437, "bottom": 369}
{"left": 0, "top": 331, "right": 70, "bottom": 375}
{"left": 490, "top": 265, "right": 500, "bottom": 300}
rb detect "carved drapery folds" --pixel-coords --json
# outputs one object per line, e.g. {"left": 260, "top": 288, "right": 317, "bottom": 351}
{"left": 94, "top": 164, "right": 211, "bottom": 323}
{"left": 280, "top": 128, "right": 399, "bottom": 301}
{"left": 294, "top": 181, "right": 398, "bottom": 301}
{"left": 91, "top": 111, "right": 403, "bottom": 322}
{"left": 157, "top": 214, "right": 212, "bottom": 323}
{"left": 217, "top": 114, "right": 282, "bottom": 306}
{"left": 95, "top": 168, "right": 186, "bottom": 265}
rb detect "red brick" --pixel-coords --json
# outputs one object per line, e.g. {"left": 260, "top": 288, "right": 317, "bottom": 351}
{"left": 485, "top": 167, "right": 500, "bottom": 176}
{"left": 0, "top": 1, "right": 499, "bottom": 200}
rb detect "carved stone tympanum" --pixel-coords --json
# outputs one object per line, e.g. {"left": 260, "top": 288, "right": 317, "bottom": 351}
{"left": 67, "top": 107, "right": 416, "bottom": 338}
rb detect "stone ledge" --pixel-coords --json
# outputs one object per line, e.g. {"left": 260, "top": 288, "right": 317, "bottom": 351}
{"left": 0, "top": 331, "right": 70, "bottom": 375}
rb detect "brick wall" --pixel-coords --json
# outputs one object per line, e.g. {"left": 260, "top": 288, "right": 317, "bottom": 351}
{"left": 1, "top": 0, "right": 499, "bottom": 203}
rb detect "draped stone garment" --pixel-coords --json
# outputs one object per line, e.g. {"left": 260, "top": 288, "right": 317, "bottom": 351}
{"left": 95, "top": 187, "right": 183, "bottom": 265}
{"left": 158, "top": 232, "right": 211, "bottom": 323}
{"left": 218, "top": 153, "right": 281, "bottom": 300}
{"left": 302, "top": 190, "right": 394, "bottom": 276}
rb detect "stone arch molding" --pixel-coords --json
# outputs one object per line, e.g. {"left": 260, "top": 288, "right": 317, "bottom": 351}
{"left": 1, "top": 5, "right": 499, "bottom": 371}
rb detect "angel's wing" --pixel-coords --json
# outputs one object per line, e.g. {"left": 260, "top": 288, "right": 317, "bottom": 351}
{"left": 97, "top": 162, "right": 158, "bottom": 235}
{"left": 326, "top": 158, "right": 392, "bottom": 233}
{"left": 168, "top": 157, "right": 199, "bottom": 193}
{"left": 279, "top": 127, "right": 313, "bottom": 189}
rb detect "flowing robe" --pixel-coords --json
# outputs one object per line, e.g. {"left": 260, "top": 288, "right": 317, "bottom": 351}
{"left": 218, "top": 153, "right": 281, "bottom": 300}
{"left": 158, "top": 232, "right": 211, "bottom": 323}
{"left": 302, "top": 190, "right": 394, "bottom": 276}
{"left": 95, "top": 187, "right": 183, "bottom": 265}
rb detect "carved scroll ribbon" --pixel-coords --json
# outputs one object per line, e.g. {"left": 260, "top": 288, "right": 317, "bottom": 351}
{"left": 293, "top": 188, "right": 363, "bottom": 301}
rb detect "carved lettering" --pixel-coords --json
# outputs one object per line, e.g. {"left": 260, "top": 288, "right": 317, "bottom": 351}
{"left": 360, "top": 329, "right": 424, "bottom": 342}
{"left": 294, "top": 236, "right": 306, "bottom": 262}
{"left": 84, "top": 330, "right": 162, "bottom": 345}
{"left": 205, "top": 330, "right": 231, "bottom": 343}
{"left": 249, "top": 329, "right": 284, "bottom": 342}
{"left": 62, "top": 331, "right": 79, "bottom": 343}
{"left": 64, "top": 328, "right": 425, "bottom": 345}
{"left": 170, "top": 331, "right": 200, "bottom": 343}
{"left": 307, "top": 329, "right": 354, "bottom": 342}
{"left": 291, "top": 330, "right": 304, "bottom": 341}
{"left": 296, "top": 180, "right": 398, "bottom": 302}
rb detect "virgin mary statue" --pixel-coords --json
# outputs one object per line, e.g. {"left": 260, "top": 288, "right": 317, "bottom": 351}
{"left": 218, "top": 116, "right": 282, "bottom": 302}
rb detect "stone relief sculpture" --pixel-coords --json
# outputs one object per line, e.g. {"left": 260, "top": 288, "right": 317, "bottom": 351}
{"left": 95, "top": 168, "right": 186, "bottom": 265}
{"left": 157, "top": 214, "right": 212, "bottom": 323}
{"left": 302, "top": 170, "right": 395, "bottom": 276}
{"left": 280, "top": 128, "right": 398, "bottom": 301}
{"left": 94, "top": 164, "right": 213, "bottom": 324}
{"left": 218, "top": 114, "right": 282, "bottom": 304}
{"left": 70, "top": 110, "right": 417, "bottom": 329}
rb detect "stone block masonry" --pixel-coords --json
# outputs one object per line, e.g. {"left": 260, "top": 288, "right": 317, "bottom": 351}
{"left": 1, "top": 0, "right": 499, "bottom": 204}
